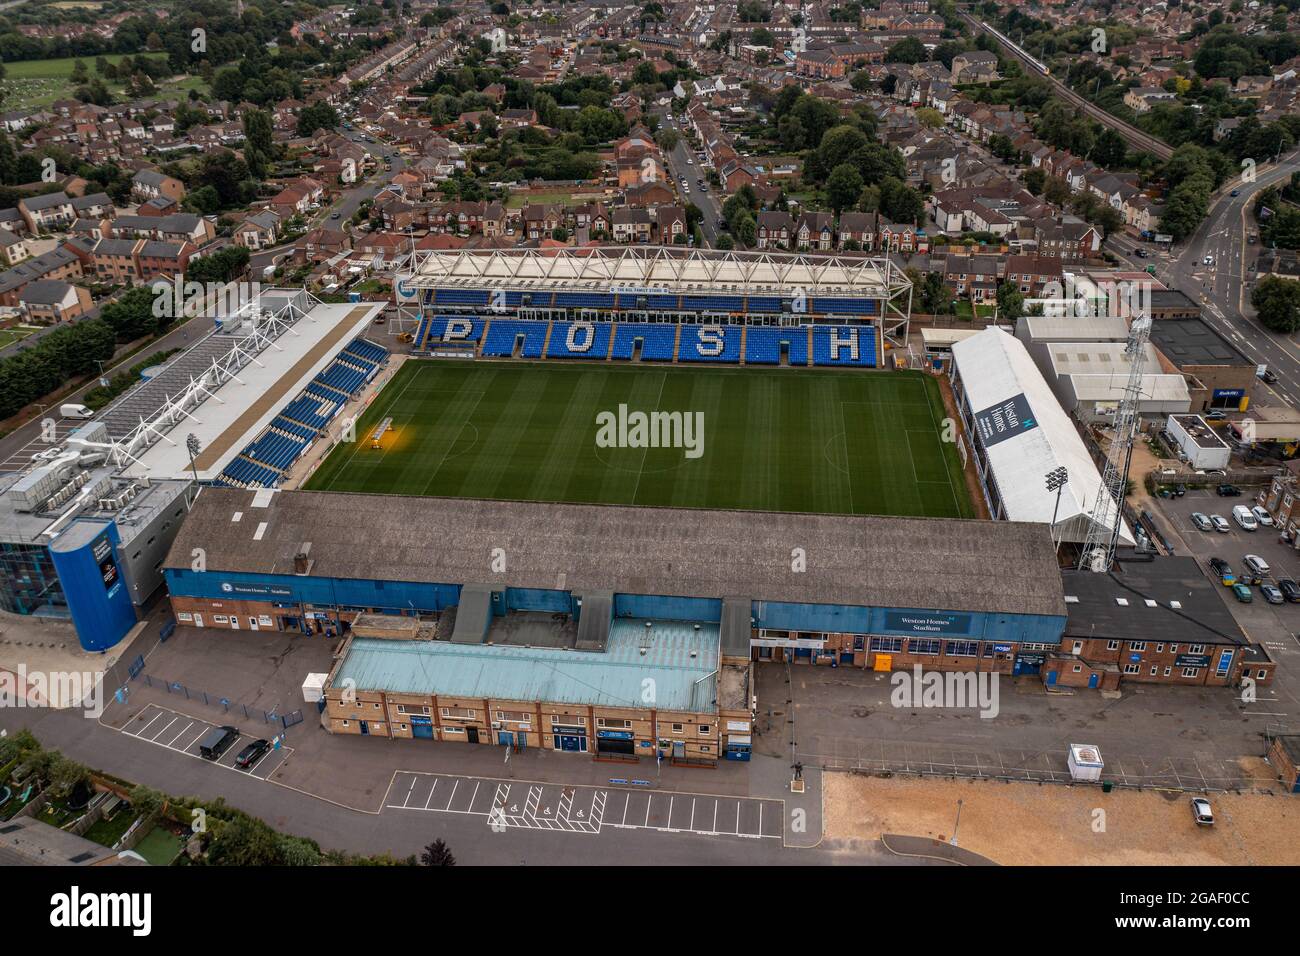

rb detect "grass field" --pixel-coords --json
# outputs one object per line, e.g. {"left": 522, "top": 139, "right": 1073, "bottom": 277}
{"left": 0, "top": 52, "right": 184, "bottom": 111}
{"left": 305, "top": 361, "right": 974, "bottom": 518}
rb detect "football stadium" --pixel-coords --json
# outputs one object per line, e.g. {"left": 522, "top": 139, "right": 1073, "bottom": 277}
{"left": 11, "top": 248, "right": 1155, "bottom": 765}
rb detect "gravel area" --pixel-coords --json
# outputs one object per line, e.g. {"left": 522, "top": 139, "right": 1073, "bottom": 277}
{"left": 825, "top": 764, "right": 1300, "bottom": 865}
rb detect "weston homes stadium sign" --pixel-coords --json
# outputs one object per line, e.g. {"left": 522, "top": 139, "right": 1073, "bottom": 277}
{"left": 883, "top": 611, "right": 973, "bottom": 635}
{"left": 972, "top": 392, "right": 1038, "bottom": 449}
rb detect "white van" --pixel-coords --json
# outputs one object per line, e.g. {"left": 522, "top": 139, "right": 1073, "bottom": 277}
{"left": 59, "top": 403, "right": 93, "bottom": 419}
{"left": 1232, "top": 505, "right": 1258, "bottom": 531}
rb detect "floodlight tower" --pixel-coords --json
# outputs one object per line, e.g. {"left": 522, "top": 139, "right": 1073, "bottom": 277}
{"left": 1078, "top": 314, "right": 1152, "bottom": 573}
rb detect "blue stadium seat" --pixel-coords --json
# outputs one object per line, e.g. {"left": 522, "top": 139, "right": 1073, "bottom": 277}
{"left": 344, "top": 338, "right": 389, "bottom": 367}
{"left": 609, "top": 324, "right": 677, "bottom": 361}
{"left": 682, "top": 294, "right": 744, "bottom": 313}
{"left": 273, "top": 417, "right": 318, "bottom": 441}
{"left": 812, "top": 325, "right": 877, "bottom": 367}
{"left": 433, "top": 289, "right": 489, "bottom": 307}
{"left": 546, "top": 321, "right": 612, "bottom": 359}
{"left": 553, "top": 292, "right": 616, "bottom": 310}
{"left": 425, "top": 315, "right": 486, "bottom": 344}
{"left": 744, "top": 296, "right": 782, "bottom": 314}
{"left": 744, "top": 327, "right": 809, "bottom": 366}
{"left": 676, "top": 324, "right": 741, "bottom": 363}
{"left": 283, "top": 395, "right": 335, "bottom": 430}
{"left": 481, "top": 319, "right": 549, "bottom": 358}
{"left": 811, "top": 297, "right": 877, "bottom": 316}
{"left": 646, "top": 294, "right": 680, "bottom": 311}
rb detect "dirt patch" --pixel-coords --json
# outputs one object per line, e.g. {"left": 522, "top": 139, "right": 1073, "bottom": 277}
{"left": 825, "top": 772, "right": 1300, "bottom": 865}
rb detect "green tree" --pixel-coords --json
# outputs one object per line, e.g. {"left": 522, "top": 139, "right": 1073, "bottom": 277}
{"left": 826, "top": 163, "right": 864, "bottom": 212}
{"left": 420, "top": 839, "right": 457, "bottom": 866}
{"left": 1252, "top": 276, "right": 1300, "bottom": 333}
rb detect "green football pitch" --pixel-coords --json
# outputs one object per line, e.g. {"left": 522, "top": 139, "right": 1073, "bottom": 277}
{"left": 304, "top": 361, "right": 975, "bottom": 518}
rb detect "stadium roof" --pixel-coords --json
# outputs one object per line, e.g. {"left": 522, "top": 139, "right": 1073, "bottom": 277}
{"left": 405, "top": 246, "right": 911, "bottom": 297}
{"left": 333, "top": 619, "right": 719, "bottom": 711}
{"left": 165, "top": 488, "right": 1067, "bottom": 618}
{"left": 951, "top": 327, "right": 1133, "bottom": 546}
{"left": 114, "top": 295, "right": 382, "bottom": 481}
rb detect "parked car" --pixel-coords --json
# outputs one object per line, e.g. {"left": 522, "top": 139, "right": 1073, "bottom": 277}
{"left": 1209, "top": 557, "right": 1235, "bottom": 585}
{"left": 197, "top": 725, "right": 240, "bottom": 761}
{"left": 1216, "top": 484, "right": 1242, "bottom": 497}
{"left": 234, "top": 738, "right": 271, "bottom": 769}
{"left": 1210, "top": 514, "right": 1231, "bottom": 533}
{"left": 1261, "top": 583, "right": 1285, "bottom": 604}
{"left": 1244, "top": 553, "right": 1271, "bottom": 578}
{"left": 1206, "top": 410, "right": 1226, "bottom": 421}
{"left": 1173, "top": 483, "right": 1187, "bottom": 497}
{"left": 1191, "top": 512, "right": 1213, "bottom": 532}
{"left": 1251, "top": 505, "right": 1274, "bottom": 527}
{"left": 1191, "top": 797, "right": 1215, "bottom": 826}
{"left": 1233, "top": 505, "right": 1258, "bottom": 530}
{"left": 1232, "top": 583, "right": 1253, "bottom": 602}
{"left": 1278, "top": 578, "right": 1300, "bottom": 603}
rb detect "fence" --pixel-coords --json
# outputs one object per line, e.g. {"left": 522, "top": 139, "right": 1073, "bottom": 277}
{"left": 137, "top": 673, "right": 303, "bottom": 730}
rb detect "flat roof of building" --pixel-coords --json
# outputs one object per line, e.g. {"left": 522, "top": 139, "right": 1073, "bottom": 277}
{"left": 1149, "top": 316, "right": 1248, "bottom": 368}
{"left": 165, "top": 488, "right": 1067, "bottom": 618}
{"left": 333, "top": 618, "right": 719, "bottom": 712}
{"left": 1061, "top": 556, "right": 1246, "bottom": 646}
{"left": 1172, "top": 415, "right": 1230, "bottom": 449}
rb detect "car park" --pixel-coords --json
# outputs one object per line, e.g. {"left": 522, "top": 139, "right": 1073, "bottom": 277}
{"left": 1261, "top": 583, "right": 1285, "bottom": 604}
{"left": 1232, "top": 583, "right": 1253, "bottom": 602}
{"left": 1191, "top": 512, "right": 1213, "bottom": 532}
{"left": 1233, "top": 505, "right": 1258, "bottom": 530}
{"left": 1191, "top": 797, "right": 1214, "bottom": 826}
{"left": 1251, "top": 505, "right": 1273, "bottom": 527}
{"left": 1210, "top": 514, "right": 1231, "bottom": 533}
{"left": 1279, "top": 578, "right": 1300, "bottom": 602}
{"left": 234, "top": 739, "right": 271, "bottom": 769}
{"left": 1209, "top": 557, "right": 1235, "bottom": 584}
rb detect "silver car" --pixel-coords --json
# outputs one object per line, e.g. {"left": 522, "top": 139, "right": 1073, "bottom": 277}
{"left": 1191, "top": 512, "right": 1212, "bottom": 532}
{"left": 1210, "top": 514, "right": 1231, "bottom": 533}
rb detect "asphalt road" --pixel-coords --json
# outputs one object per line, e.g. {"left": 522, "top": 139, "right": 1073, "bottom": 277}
{"left": 0, "top": 698, "right": 917, "bottom": 865}
{"left": 658, "top": 114, "right": 723, "bottom": 247}
{"left": 250, "top": 135, "right": 406, "bottom": 275}
{"left": 1104, "top": 152, "right": 1300, "bottom": 405}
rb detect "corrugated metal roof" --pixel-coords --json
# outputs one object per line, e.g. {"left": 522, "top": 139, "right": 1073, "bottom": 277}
{"left": 335, "top": 619, "right": 720, "bottom": 713}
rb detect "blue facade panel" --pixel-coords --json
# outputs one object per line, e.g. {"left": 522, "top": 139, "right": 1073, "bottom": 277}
{"left": 753, "top": 601, "right": 1064, "bottom": 645}
{"left": 504, "top": 587, "right": 575, "bottom": 614}
{"left": 50, "top": 522, "right": 137, "bottom": 651}
{"left": 613, "top": 593, "right": 721, "bottom": 623}
{"left": 164, "top": 568, "right": 461, "bottom": 613}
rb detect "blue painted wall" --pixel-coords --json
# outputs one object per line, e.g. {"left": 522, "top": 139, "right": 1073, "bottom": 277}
{"left": 753, "top": 601, "right": 1064, "bottom": 645}
{"left": 505, "top": 587, "right": 575, "bottom": 614}
{"left": 613, "top": 593, "right": 722, "bottom": 623}
{"left": 50, "top": 522, "right": 137, "bottom": 651}
{"left": 164, "top": 568, "right": 461, "bottom": 613}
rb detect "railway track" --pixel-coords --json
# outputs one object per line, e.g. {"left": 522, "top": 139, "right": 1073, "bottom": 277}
{"left": 961, "top": 12, "right": 1174, "bottom": 162}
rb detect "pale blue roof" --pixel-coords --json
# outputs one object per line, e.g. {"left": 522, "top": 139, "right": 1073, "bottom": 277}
{"left": 334, "top": 619, "right": 720, "bottom": 713}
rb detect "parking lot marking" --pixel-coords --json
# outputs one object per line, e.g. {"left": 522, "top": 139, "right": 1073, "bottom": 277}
{"left": 116, "top": 703, "right": 293, "bottom": 781}
{"left": 384, "top": 771, "right": 780, "bottom": 841}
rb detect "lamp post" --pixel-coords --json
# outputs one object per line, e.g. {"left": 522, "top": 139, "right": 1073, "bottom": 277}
{"left": 950, "top": 798, "right": 963, "bottom": 847}
{"left": 1045, "top": 466, "right": 1069, "bottom": 555}
{"left": 186, "top": 433, "right": 201, "bottom": 485}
